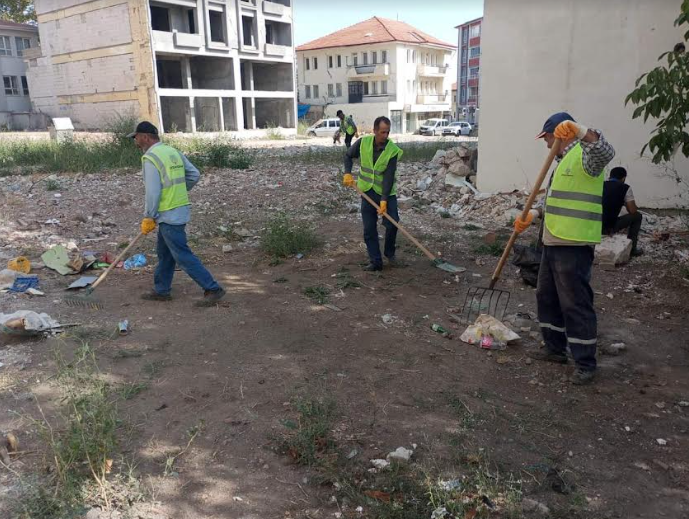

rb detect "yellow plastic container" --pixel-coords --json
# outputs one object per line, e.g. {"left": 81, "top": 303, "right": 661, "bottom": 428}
{"left": 7, "top": 256, "right": 31, "bottom": 274}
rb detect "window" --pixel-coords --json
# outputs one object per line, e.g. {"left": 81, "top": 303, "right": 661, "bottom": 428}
{"left": 460, "top": 67, "right": 467, "bottom": 79}
{"left": 150, "top": 6, "right": 171, "bottom": 32}
{"left": 328, "top": 55, "right": 333, "bottom": 68}
{"left": 187, "top": 10, "right": 196, "bottom": 33}
{"left": 0, "top": 36, "right": 12, "bottom": 55}
{"left": 406, "top": 49, "right": 410, "bottom": 63}
{"left": 15, "top": 37, "right": 30, "bottom": 56}
{"left": 313, "top": 85, "right": 319, "bottom": 98}
{"left": 372, "top": 51, "right": 377, "bottom": 64}
{"left": 352, "top": 53, "right": 358, "bottom": 66}
{"left": 305, "top": 85, "right": 311, "bottom": 98}
{"left": 313, "top": 57, "right": 318, "bottom": 69}
{"left": 328, "top": 83, "right": 334, "bottom": 97}
{"left": 381, "top": 80, "right": 387, "bottom": 95}
{"left": 3, "top": 76, "right": 19, "bottom": 96}
{"left": 371, "top": 81, "right": 378, "bottom": 94}
{"left": 469, "top": 66, "right": 479, "bottom": 78}
{"left": 470, "top": 24, "right": 481, "bottom": 38}
{"left": 21, "top": 76, "right": 29, "bottom": 96}
{"left": 462, "top": 27, "right": 469, "bottom": 43}
{"left": 412, "top": 50, "right": 416, "bottom": 63}
{"left": 407, "top": 80, "right": 411, "bottom": 94}
{"left": 461, "top": 49, "right": 467, "bottom": 62}
{"left": 241, "top": 16, "right": 254, "bottom": 46}
{"left": 460, "top": 86, "right": 467, "bottom": 103}
{"left": 413, "top": 80, "right": 417, "bottom": 93}
{"left": 362, "top": 52, "right": 368, "bottom": 65}
{"left": 265, "top": 22, "right": 274, "bottom": 44}
{"left": 305, "top": 57, "right": 310, "bottom": 70}
{"left": 336, "top": 83, "right": 342, "bottom": 97}
{"left": 469, "top": 86, "right": 479, "bottom": 98}
{"left": 210, "top": 10, "right": 227, "bottom": 44}
{"left": 382, "top": 50, "right": 387, "bottom": 63}
{"left": 337, "top": 55, "right": 342, "bottom": 67}
{"left": 363, "top": 82, "right": 369, "bottom": 95}
{"left": 469, "top": 46, "right": 481, "bottom": 58}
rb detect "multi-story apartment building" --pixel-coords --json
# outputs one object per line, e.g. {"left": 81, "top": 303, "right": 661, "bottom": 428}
{"left": 455, "top": 17, "right": 482, "bottom": 122}
{"left": 25, "top": 0, "right": 296, "bottom": 133}
{"left": 296, "top": 17, "right": 456, "bottom": 134}
{"left": 0, "top": 20, "right": 39, "bottom": 129}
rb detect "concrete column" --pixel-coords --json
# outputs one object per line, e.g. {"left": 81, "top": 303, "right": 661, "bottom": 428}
{"left": 232, "top": 57, "right": 245, "bottom": 129}
{"left": 182, "top": 57, "right": 193, "bottom": 89}
{"left": 218, "top": 97, "right": 225, "bottom": 131}
{"left": 189, "top": 97, "right": 197, "bottom": 132}
{"left": 246, "top": 61, "right": 254, "bottom": 91}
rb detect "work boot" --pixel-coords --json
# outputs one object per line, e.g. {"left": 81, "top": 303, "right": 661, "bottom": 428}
{"left": 631, "top": 247, "right": 644, "bottom": 257}
{"left": 571, "top": 368, "right": 596, "bottom": 385}
{"left": 141, "top": 291, "right": 172, "bottom": 302}
{"left": 362, "top": 263, "right": 382, "bottom": 272}
{"left": 195, "top": 287, "right": 226, "bottom": 307}
{"left": 385, "top": 256, "right": 404, "bottom": 268}
{"left": 527, "top": 349, "right": 568, "bottom": 364}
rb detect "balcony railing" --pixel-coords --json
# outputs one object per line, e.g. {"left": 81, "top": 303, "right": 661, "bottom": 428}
{"left": 263, "top": 0, "right": 285, "bottom": 15}
{"left": 346, "top": 63, "right": 390, "bottom": 78}
{"left": 264, "top": 43, "right": 287, "bottom": 56}
{"left": 416, "top": 94, "right": 448, "bottom": 104}
{"left": 417, "top": 64, "right": 448, "bottom": 77}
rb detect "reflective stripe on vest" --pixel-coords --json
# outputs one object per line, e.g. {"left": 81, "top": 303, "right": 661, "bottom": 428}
{"left": 356, "top": 135, "right": 403, "bottom": 196}
{"left": 544, "top": 143, "right": 604, "bottom": 243}
{"left": 142, "top": 144, "right": 190, "bottom": 212}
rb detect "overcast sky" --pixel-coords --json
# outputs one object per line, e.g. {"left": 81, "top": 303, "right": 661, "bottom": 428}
{"left": 293, "top": 0, "right": 484, "bottom": 47}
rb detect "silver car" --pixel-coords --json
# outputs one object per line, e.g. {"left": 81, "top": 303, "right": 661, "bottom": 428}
{"left": 442, "top": 121, "right": 473, "bottom": 136}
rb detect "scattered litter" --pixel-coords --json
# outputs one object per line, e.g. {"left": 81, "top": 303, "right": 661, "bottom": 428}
{"left": 381, "top": 314, "right": 394, "bottom": 325}
{"left": 44, "top": 218, "right": 60, "bottom": 225}
{"left": 41, "top": 245, "right": 77, "bottom": 275}
{"left": 66, "top": 276, "right": 98, "bottom": 290}
{"left": 8, "top": 276, "right": 39, "bottom": 293}
{"left": 602, "top": 342, "right": 627, "bottom": 356}
{"left": 124, "top": 254, "right": 147, "bottom": 270}
{"left": 235, "top": 228, "right": 254, "bottom": 238}
{"left": 678, "top": 401, "right": 689, "bottom": 407}
{"left": 26, "top": 288, "right": 45, "bottom": 296}
{"left": 606, "top": 292, "right": 614, "bottom": 300}
{"left": 295, "top": 253, "right": 304, "bottom": 260}
{"left": 222, "top": 244, "right": 234, "bottom": 253}
{"left": 438, "top": 479, "right": 462, "bottom": 491}
{"left": 0, "top": 310, "right": 64, "bottom": 336}
{"left": 118, "top": 320, "right": 129, "bottom": 336}
{"left": 431, "top": 323, "right": 452, "bottom": 338}
{"left": 656, "top": 438, "right": 668, "bottom": 446}
{"left": 0, "top": 269, "right": 21, "bottom": 290}
{"left": 323, "top": 304, "right": 342, "bottom": 312}
{"left": 370, "top": 459, "right": 390, "bottom": 470}
{"left": 386, "top": 446, "right": 413, "bottom": 463}
{"left": 7, "top": 256, "right": 31, "bottom": 274}
{"left": 346, "top": 448, "right": 359, "bottom": 459}
{"left": 460, "top": 314, "right": 520, "bottom": 348}
{"left": 6, "top": 433, "right": 19, "bottom": 453}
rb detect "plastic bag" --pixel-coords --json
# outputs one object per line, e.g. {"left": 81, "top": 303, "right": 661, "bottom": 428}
{"left": 123, "top": 254, "right": 147, "bottom": 270}
{"left": 511, "top": 244, "right": 542, "bottom": 287}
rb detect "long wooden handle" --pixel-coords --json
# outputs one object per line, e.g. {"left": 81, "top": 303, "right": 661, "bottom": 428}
{"left": 90, "top": 232, "right": 145, "bottom": 290}
{"left": 488, "top": 139, "right": 561, "bottom": 289}
{"left": 353, "top": 185, "right": 438, "bottom": 262}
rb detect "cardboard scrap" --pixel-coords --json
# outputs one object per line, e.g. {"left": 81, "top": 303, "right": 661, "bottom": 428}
{"left": 67, "top": 276, "right": 98, "bottom": 290}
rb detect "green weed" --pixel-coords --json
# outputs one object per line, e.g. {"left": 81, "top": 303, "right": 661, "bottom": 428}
{"left": 473, "top": 234, "right": 509, "bottom": 257}
{"left": 462, "top": 224, "right": 481, "bottom": 231}
{"left": 303, "top": 285, "right": 330, "bottom": 305}
{"left": 118, "top": 381, "right": 149, "bottom": 400}
{"left": 335, "top": 268, "right": 361, "bottom": 290}
{"left": 45, "top": 178, "right": 61, "bottom": 191}
{"left": 260, "top": 213, "right": 320, "bottom": 258}
{"left": 265, "top": 124, "right": 286, "bottom": 140}
{"left": 279, "top": 395, "right": 337, "bottom": 466}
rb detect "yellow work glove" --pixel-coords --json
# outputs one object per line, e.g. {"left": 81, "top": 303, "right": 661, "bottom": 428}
{"left": 141, "top": 217, "right": 156, "bottom": 235}
{"left": 554, "top": 120, "right": 588, "bottom": 141}
{"left": 342, "top": 173, "right": 355, "bottom": 187}
{"left": 514, "top": 210, "right": 537, "bottom": 234}
{"left": 378, "top": 200, "right": 388, "bottom": 216}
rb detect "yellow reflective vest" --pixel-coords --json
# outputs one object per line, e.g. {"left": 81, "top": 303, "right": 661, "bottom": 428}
{"left": 356, "top": 136, "right": 403, "bottom": 196}
{"left": 142, "top": 144, "right": 190, "bottom": 212}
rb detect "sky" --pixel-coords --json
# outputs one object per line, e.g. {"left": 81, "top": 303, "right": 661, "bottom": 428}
{"left": 293, "top": 0, "right": 484, "bottom": 47}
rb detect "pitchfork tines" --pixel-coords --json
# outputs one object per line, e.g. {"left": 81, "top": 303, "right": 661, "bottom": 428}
{"left": 461, "top": 286, "right": 510, "bottom": 325}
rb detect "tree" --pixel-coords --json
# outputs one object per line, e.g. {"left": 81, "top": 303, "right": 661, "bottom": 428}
{"left": 626, "top": 0, "right": 689, "bottom": 164}
{"left": 0, "top": 1, "right": 36, "bottom": 24}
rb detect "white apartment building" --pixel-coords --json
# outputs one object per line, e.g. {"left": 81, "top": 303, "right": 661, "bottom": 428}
{"left": 25, "top": 0, "right": 296, "bottom": 133}
{"left": 0, "top": 20, "right": 39, "bottom": 129}
{"left": 296, "top": 17, "right": 456, "bottom": 134}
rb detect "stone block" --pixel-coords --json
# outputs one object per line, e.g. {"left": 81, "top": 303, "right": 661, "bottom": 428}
{"left": 595, "top": 234, "right": 632, "bottom": 266}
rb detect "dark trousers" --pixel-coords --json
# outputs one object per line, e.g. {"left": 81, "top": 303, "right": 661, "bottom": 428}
{"left": 361, "top": 189, "right": 399, "bottom": 267}
{"left": 537, "top": 246, "right": 597, "bottom": 371}
{"left": 607, "top": 212, "right": 642, "bottom": 249}
{"left": 345, "top": 132, "right": 354, "bottom": 148}
{"left": 154, "top": 223, "right": 221, "bottom": 295}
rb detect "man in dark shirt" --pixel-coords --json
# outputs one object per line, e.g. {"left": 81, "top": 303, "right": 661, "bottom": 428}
{"left": 342, "top": 116, "right": 402, "bottom": 271}
{"left": 602, "top": 167, "right": 643, "bottom": 256}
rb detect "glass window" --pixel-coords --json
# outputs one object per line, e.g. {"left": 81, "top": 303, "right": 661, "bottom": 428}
{"left": 363, "top": 82, "right": 369, "bottom": 95}
{"left": 15, "top": 37, "right": 30, "bottom": 56}
{"left": 305, "top": 58, "right": 310, "bottom": 70}
{"left": 328, "top": 55, "right": 333, "bottom": 68}
{"left": 336, "top": 83, "right": 342, "bottom": 97}
{"left": 0, "top": 36, "right": 11, "bottom": 56}
{"left": 469, "top": 66, "right": 479, "bottom": 78}
{"left": 337, "top": 55, "right": 342, "bottom": 67}
{"left": 372, "top": 81, "right": 378, "bottom": 95}
{"left": 305, "top": 85, "right": 311, "bottom": 98}
{"left": 313, "top": 57, "right": 318, "bottom": 69}
{"left": 362, "top": 52, "right": 368, "bottom": 65}
{"left": 406, "top": 49, "right": 410, "bottom": 63}
{"left": 313, "top": 85, "right": 319, "bottom": 98}
{"left": 470, "top": 24, "right": 481, "bottom": 38}
{"left": 469, "top": 46, "right": 481, "bottom": 58}
{"left": 382, "top": 50, "right": 387, "bottom": 63}
{"left": 372, "top": 51, "right": 377, "bottom": 64}
{"left": 3, "top": 76, "right": 19, "bottom": 96}
{"left": 21, "top": 76, "right": 29, "bottom": 96}
{"left": 352, "top": 53, "right": 358, "bottom": 66}
{"left": 381, "top": 80, "right": 387, "bottom": 95}
{"left": 328, "top": 83, "right": 334, "bottom": 97}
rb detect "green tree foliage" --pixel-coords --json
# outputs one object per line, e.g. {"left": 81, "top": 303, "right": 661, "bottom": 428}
{"left": 626, "top": 0, "right": 689, "bottom": 164}
{"left": 0, "top": 1, "right": 36, "bottom": 23}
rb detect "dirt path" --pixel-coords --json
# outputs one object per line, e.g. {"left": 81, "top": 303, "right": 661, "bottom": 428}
{"left": 1, "top": 150, "right": 688, "bottom": 519}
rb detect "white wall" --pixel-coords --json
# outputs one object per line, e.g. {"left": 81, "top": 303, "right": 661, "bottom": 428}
{"left": 479, "top": 0, "right": 688, "bottom": 208}
{"left": 323, "top": 101, "right": 390, "bottom": 133}
{"left": 0, "top": 26, "right": 38, "bottom": 114}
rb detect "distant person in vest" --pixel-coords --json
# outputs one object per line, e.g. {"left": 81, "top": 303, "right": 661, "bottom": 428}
{"left": 342, "top": 116, "right": 404, "bottom": 271}
{"left": 602, "top": 167, "right": 643, "bottom": 257}
{"left": 335, "top": 110, "right": 358, "bottom": 148}
{"left": 513, "top": 112, "right": 615, "bottom": 385}
{"left": 129, "top": 121, "right": 226, "bottom": 306}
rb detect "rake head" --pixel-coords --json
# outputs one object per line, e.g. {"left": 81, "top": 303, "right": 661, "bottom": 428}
{"left": 461, "top": 286, "right": 510, "bottom": 325}
{"left": 63, "top": 289, "right": 103, "bottom": 310}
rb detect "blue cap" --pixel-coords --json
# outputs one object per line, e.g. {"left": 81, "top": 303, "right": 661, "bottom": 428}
{"left": 536, "top": 112, "right": 575, "bottom": 139}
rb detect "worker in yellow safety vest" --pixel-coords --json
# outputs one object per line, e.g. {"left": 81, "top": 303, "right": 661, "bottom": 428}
{"left": 514, "top": 112, "right": 616, "bottom": 385}
{"left": 342, "top": 116, "right": 403, "bottom": 271}
{"left": 129, "top": 121, "right": 225, "bottom": 306}
{"left": 335, "top": 110, "right": 358, "bottom": 148}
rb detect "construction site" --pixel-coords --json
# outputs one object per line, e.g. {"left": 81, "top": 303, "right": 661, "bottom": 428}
{"left": 1, "top": 0, "right": 689, "bottom": 518}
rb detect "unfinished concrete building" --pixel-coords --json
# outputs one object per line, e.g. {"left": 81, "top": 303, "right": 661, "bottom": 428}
{"left": 26, "top": 0, "right": 296, "bottom": 133}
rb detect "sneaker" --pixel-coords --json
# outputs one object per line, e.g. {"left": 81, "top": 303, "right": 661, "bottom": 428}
{"left": 571, "top": 368, "right": 596, "bottom": 385}
{"left": 362, "top": 263, "right": 383, "bottom": 272}
{"left": 527, "top": 349, "right": 568, "bottom": 364}
{"left": 195, "top": 287, "right": 226, "bottom": 307}
{"left": 141, "top": 291, "right": 172, "bottom": 302}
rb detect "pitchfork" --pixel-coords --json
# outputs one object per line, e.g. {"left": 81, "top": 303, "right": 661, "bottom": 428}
{"left": 460, "top": 139, "right": 561, "bottom": 324}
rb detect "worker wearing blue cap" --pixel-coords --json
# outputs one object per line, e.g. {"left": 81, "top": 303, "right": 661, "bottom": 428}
{"left": 513, "top": 113, "right": 616, "bottom": 385}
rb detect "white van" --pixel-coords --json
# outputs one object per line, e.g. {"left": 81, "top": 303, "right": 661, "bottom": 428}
{"left": 419, "top": 118, "right": 449, "bottom": 136}
{"left": 306, "top": 118, "right": 340, "bottom": 137}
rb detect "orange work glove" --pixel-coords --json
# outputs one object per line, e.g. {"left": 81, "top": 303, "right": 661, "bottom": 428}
{"left": 141, "top": 217, "right": 156, "bottom": 235}
{"left": 514, "top": 210, "right": 537, "bottom": 234}
{"left": 342, "top": 173, "right": 355, "bottom": 187}
{"left": 554, "top": 120, "right": 588, "bottom": 141}
{"left": 378, "top": 200, "right": 388, "bottom": 216}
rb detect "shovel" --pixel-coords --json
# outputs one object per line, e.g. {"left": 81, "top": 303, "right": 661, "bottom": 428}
{"left": 64, "top": 231, "right": 145, "bottom": 309}
{"left": 352, "top": 185, "right": 464, "bottom": 273}
{"left": 460, "top": 139, "right": 561, "bottom": 324}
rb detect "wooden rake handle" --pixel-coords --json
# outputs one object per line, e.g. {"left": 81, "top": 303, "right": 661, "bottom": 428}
{"left": 352, "top": 184, "right": 438, "bottom": 263}
{"left": 90, "top": 231, "right": 145, "bottom": 290}
{"left": 488, "top": 139, "right": 561, "bottom": 290}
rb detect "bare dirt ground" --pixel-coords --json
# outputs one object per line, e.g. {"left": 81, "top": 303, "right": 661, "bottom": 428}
{"left": 1, "top": 140, "right": 688, "bottom": 519}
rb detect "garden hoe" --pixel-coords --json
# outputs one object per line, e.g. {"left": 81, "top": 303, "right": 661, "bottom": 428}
{"left": 64, "top": 231, "right": 145, "bottom": 310}
{"left": 352, "top": 184, "right": 464, "bottom": 273}
{"left": 460, "top": 139, "right": 561, "bottom": 324}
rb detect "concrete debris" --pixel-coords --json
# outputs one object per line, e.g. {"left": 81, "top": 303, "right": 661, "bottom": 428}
{"left": 657, "top": 438, "right": 668, "bottom": 446}
{"left": 370, "top": 459, "right": 390, "bottom": 470}
{"left": 595, "top": 235, "right": 632, "bottom": 266}
{"left": 603, "top": 342, "right": 627, "bottom": 355}
{"left": 521, "top": 498, "right": 550, "bottom": 516}
{"left": 386, "top": 446, "right": 413, "bottom": 463}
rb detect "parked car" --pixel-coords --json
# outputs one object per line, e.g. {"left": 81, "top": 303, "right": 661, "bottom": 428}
{"left": 419, "top": 118, "right": 449, "bottom": 136}
{"left": 306, "top": 118, "right": 340, "bottom": 137}
{"left": 442, "top": 121, "right": 473, "bottom": 136}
